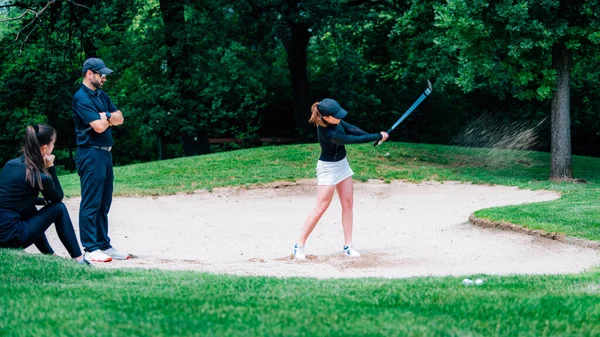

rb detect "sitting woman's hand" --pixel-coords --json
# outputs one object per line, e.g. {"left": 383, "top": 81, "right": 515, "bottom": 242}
{"left": 44, "top": 154, "right": 55, "bottom": 168}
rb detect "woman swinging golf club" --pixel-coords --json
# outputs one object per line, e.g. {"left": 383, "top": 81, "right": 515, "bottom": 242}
{"left": 293, "top": 99, "right": 389, "bottom": 259}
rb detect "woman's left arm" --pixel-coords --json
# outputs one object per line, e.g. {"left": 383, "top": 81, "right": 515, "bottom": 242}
{"left": 331, "top": 131, "right": 382, "bottom": 145}
{"left": 40, "top": 167, "right": 64, "bottom": 203}
{"left": 340, "top": 120, "right": 369, "bottom": 136}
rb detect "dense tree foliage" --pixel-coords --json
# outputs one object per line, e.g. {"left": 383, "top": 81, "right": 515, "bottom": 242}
{"left": 1, "top": 0, "right": 599, "bottom": 178}
{"left": 434, "top": 0, "right": 600, "bottom": 179}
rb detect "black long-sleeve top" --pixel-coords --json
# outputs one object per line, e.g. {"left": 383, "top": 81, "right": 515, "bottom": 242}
{"left": 0, "top": 156, "right": 64, "bottom": 241}
{"left": 317, "top": 120, "right": 382, "bottom": 162}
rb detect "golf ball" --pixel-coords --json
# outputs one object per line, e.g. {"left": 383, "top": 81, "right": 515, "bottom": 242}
{"left": 462, "top": 278, "right": 473, "bottom": 285}
{"left": 385, "top": 152, "right": 391, "bottom": 157}
{"left": 475, "top": 279, "right": 484, "bottom": 285}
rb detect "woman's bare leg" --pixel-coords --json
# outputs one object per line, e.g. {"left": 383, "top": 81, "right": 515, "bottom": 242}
{"left": 336, "top": 176, "right": 354, "bottom": 246}
{"left": 298, "top": 185, "right": 336, "bottom": 246}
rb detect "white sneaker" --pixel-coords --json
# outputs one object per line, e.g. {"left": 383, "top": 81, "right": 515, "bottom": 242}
{"left": 293, "top": 243, "right": 306, "bottom": 260}
{"left": 85, "top": 250, "right": 112, "bottom": 262}
{"left": 102, "top": 247, "right": 130, "bottom": 260}
{"left": 343, "top": 245, "right": 361, "bottom": 257}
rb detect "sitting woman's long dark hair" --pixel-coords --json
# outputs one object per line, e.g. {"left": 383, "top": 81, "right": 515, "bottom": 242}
{"left": 23, "top": 124, "right": 56, "bottom": 189}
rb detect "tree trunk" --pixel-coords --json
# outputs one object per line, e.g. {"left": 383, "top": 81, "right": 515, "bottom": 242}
{"left": 286, "top": 23, "right": 312, "bottom": 136}
{"left": 277, "top": 16, "right": 312, "bottom": 138}
{"left": 50, "top": 0, "right": 62, "bottom": 29}
{"left": 550, "top": 43, "right": 573, "bottom": 180}
{"left": 159, "top": 0, "right": 210, "bottom": 157}
{"left": 70, "top": 1, "right": 98, "bottom": 57}
{"left": 158, "top": 135, "right": 164, "bottom": 160}
{"left": 159, "top": 0, "right": 185, "bottom": 79}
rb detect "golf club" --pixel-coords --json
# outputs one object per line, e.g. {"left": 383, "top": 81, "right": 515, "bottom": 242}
{"left": 374, "top": 79, "right": 433, "bottom": 146}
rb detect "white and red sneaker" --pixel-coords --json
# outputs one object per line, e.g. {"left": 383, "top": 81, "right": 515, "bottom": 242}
{"left": 85, "top": 250, "right": 112, "bottom": 262}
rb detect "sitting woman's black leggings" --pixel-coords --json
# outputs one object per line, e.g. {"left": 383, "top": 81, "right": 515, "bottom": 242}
{"left": 5, "top": 202, "right": 82, "bottom": 258}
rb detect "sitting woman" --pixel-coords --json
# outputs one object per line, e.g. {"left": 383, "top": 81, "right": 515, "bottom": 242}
{"left": 0, "top": 124, "right": 88, "bottom": 264}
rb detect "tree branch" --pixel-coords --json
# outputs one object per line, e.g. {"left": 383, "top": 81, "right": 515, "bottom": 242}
{"left": 1, "top": 0, "right": 91, "bottom": 51}
{"left": 0, "top": 8, "right": 36, "bottom": 22}
{"left": 5, "top": 0, "right": 54, "bottom": 41}
{"left": 67, "top": 0, "right": 90, "bottom": 10}
{"left": 19, "top": 22, "right": 38, "bottom": 52}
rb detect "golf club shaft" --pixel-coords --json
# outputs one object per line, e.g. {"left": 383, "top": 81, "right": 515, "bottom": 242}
{"left": 374, "top": 80, "right": 433, "bottom": 147}
{"left": 387, "top": 88, "right": 431, "bottom": 133}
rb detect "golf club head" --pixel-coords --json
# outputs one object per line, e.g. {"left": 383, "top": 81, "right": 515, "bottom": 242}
{"left": 424, "top": 79, "right": 433, "bottom": 96}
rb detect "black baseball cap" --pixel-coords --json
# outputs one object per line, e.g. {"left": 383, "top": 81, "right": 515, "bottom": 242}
{"left": 318, "top": 98, "right": 348, "bottom": 119}
{"left": 82, "top": 58, "right": 113, "bottom": 75}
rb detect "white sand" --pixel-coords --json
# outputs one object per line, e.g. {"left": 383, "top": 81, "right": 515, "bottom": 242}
{"left": 32, "top": 180, "right": 600, "bottom": 279}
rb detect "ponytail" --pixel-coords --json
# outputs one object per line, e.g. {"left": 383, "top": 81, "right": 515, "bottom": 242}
{"left": 308, "top": 102, "right": 327, "bottom": 127}
{"left": 23, "top": 124, "right": 55, "bottom": 189}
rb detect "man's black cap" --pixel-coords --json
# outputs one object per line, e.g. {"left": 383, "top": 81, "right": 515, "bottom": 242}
{"left": 82, "top": 58, "right": 113, "bottom": 75}
{"left": 318, "top": 98, "right": 348, "bottom": 119}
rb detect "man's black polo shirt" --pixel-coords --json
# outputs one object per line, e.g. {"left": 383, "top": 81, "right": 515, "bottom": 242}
{"left": 72, "top": 83, "right": 118, "bottom": 147}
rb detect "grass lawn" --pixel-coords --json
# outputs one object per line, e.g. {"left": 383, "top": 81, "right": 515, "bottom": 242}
{"left": 2, "top": 250, "right": 599, "bottom": 337}
{"left": 2, "top": 142, "right": 599, "bottom": 336}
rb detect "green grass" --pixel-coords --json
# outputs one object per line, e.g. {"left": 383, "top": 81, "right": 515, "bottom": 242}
{"left": 1, "top": 250, "right": 599, "bottom": 337}
{"left": 4, "top": 142, "right": 600, "bottom": 336}
{"left": 60, "top": 142, "right": 600, "bottom": 241}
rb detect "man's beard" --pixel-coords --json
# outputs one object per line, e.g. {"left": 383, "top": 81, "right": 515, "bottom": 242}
{"left": 92, "top": 80, "right": 103, "bottom": 90}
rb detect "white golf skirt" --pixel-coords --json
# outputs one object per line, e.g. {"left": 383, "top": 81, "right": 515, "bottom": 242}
{"left": 316, "top": 157, "right": 354, "bottom": 186}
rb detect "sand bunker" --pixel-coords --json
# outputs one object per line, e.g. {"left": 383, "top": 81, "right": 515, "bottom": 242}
{"left": 32, "top": 180, "right": 600, "bottom": 278}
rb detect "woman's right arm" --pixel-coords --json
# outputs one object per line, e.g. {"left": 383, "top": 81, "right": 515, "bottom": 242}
{"left": 333, "top": 121, "right": 389, "bottom": 144}
{"left": 40, "top": 167, "right": 64, "bottom": 203}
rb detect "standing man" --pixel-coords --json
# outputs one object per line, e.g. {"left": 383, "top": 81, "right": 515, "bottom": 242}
{"left": 72, "top": 58, "right": 128, "bottom": 262}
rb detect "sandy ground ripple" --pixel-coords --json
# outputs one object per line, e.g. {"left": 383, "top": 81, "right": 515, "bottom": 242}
{"left": 32, "top": 180, "right": 600, "bottom": 279}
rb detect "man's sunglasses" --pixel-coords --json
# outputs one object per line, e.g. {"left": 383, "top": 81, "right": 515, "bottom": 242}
{"left": 92, "top": 71, "right": 107, "bottom": 79}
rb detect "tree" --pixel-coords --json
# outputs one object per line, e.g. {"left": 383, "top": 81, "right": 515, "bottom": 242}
{"left": 236, "top": 0, "right": 346, "bottom": 137}
{"left": 434, "top": 0, "right": 600, "bottom": 180}
{"left": 0, "top": 0, "right": 141, "bottom": 166}
{"left": 157, "top": 0, "right": 202, "bottom": 158}
{"left": 0, "top": 0, "right": 92, "bottom": 167}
